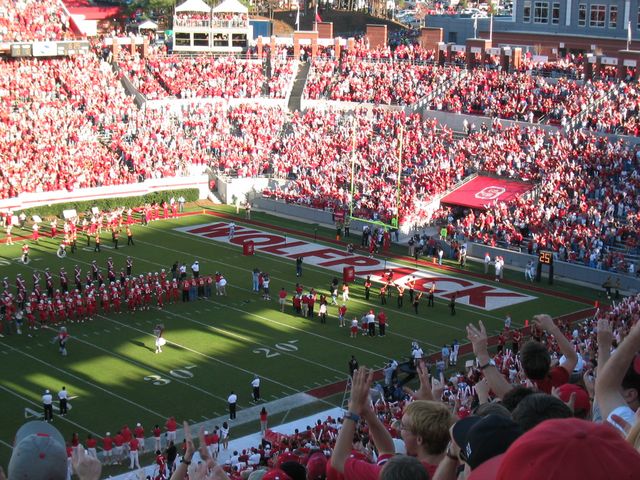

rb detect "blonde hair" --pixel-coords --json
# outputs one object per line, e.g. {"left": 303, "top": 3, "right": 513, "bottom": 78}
{"left": 403, "top": 400, "right": 454, "bottom": 455}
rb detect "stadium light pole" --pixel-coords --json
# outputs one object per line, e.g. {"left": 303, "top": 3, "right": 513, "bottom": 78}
{"left": 394, "top": 124, "right": 403, "bottom": 232}
{"left": 349, "top": 116, "right": 357, "bottom": 221}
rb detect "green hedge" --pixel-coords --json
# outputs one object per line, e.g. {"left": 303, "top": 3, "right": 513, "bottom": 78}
{"left": 22, "top": 188, "right": 200, "bottom": 218}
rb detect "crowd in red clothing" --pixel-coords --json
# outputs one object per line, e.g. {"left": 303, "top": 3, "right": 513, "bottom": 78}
{"left": 0, "top": 0, "right": 74, "bottom": 42}
{"left": 121, "top": 51, "right": 294, "bottom": 100}
{"left": 581, "top": 81, "right": 640, "bottom": 136}
{"left": 431, "top": 71, "right": 611, "bottom": 124}
{"left": 263, "top": 108, "right": 461, "bottom": 226}
{"left": 446, "top": 124, "right": 640, "bottom": 272}
{"left": 0, "top": 54, "right": 138, "bottom": 198}
{"left": 174, "top": 12, "right": 211, "bottom": 28}
{"left": 304, "top": 57, "right": 449, "bottom": 105}
{"left": 515, "top": 54, "right": 585, "bottom": 79}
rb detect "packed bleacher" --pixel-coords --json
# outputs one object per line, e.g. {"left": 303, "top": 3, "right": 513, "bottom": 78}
{"left": 123, "top": 52, "right": 294, "bottom": 100}
{"left": 446, "top": 124, "right": 640, "bottom": 272}
{"left": 304, "top": 57, "right": 450, "bottom": 105}
{"left": 430, "top": 72, "right": 612, "bottom": 125}
{"left": 516, "top": 54, "right": 585, "bottom": 79}
{"left": 2, "top": 11, "right": 640, "bottom": 261}
{"left": 264, "top": 109, "right": 460, "bottom": 226}
{"left": 0, "top": 0, "right": 74, "bottom": 42}
{"left": 581, "top": 81, "right": 640, "bottom": 136}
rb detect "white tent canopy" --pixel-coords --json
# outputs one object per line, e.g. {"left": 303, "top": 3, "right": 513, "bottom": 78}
{"left": 212, "top": 0, "right": 248, "bottom": 14}
{"left": 175, "top": 0, "right": 211, "bottom": 13}
{"left": 138, "top": 20, "right": 158, "bottom": 30}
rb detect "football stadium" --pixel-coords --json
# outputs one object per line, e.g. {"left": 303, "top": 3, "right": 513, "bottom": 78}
{"left": 2, "top": 1, "right": 640, "bottom": 479}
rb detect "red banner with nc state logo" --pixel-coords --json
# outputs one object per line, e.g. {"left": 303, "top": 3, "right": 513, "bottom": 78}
{"left": 441, "top": 176, "right": 533, "bottom": 210}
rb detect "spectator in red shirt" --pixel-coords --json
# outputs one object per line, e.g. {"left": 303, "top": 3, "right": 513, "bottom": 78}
{"left": 113, "top": 430, "right": 124, "bottom": 464}
{"left": 166, "top": 416, "right": 178, "bottom": 444}
{"left": 86, "top": 433, "right": 98, "bottom": 459}
{"left": 129, "top": 436, "right": 140, "bottom": 470}
{"left": 153, "top": 424, "right": 162, "bottom": 453}
{"left": 467, "top": 314, "right": 578, "bottom": 400}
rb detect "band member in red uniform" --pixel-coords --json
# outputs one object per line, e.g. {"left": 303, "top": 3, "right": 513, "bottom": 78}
{"left": 101, "top": 288, "right": 110, "bottom": 313}
{"left": 156, "top": 283, "right": 164, "bottom": 309}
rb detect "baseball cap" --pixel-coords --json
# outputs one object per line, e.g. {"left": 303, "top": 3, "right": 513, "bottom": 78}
{"left": 280, "top": 461, "right": 307, "bottom": 480}
{"left": 496, "top": 418, "right": 640, "bottom": 480}
{"left": 262, "top": 469, "right": 293, "bottom": 480}
{"left": 452, "top": 415, "right": 522, "bottom": 470}
{"left": 276, "top": 451, "right": 300, "bottom": 466}
{"left": 556, "top": 384, "right": 590, "bottom": 413}
{"left": 306, "top": 452, "right": 327, "bottom": 480}
{"left": 8, "top": 421, "right": 68, "bottom": 480}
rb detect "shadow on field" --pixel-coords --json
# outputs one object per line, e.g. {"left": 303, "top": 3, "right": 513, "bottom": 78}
{"left": 129, "top": 339, "right": 155, "bottom": 352}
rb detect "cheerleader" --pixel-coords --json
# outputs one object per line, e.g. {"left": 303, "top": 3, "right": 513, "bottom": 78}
{"left": 53, "top": 326, "right": 70, "bottom": 356}
{"left": 153, "top": 324, "right": 166, "bottom": 354}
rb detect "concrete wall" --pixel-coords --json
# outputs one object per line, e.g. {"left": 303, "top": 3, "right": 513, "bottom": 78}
{"left": 415, "top": 108, "right": 562, "bottom": 134}
{"left": 252, "top": 197, "right": 388, "bottom": 237}
{"left": 466, "top": 242, "right": 640, "bottom": 292}
{"left": 215, "top": 176, "right": 281, "bottom": 205}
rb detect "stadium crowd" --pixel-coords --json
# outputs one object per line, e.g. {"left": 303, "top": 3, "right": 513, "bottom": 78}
{"left": 0, "top": 0, "right": 73, "bottom": 42}
{"left": 446, "top": 125, "right": 640, "bottom": 272}
{"left": 581, "top": 81, "right": 640, "bottom": 136}
{"left": 430, "top": 73, "right": 612, "bottom": 125}
{"left": 119, "top": 51, "right": 294, "bottom": 100}
{"left": 304, "top": 58, "right": 450, "bottom": 105}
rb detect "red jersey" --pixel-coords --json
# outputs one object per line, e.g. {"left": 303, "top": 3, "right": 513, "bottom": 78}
{"left": 165, "top": 418, "right": 177, "bottom": 433}
{"left": 130, "top": 438, "right": 139, "bottom": 451}
{"left": 103, "top": 436, "right": 113, "bottom": 451}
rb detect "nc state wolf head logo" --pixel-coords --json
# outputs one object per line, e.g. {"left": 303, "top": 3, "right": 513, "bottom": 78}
{"left": 475, "top": 186, "right": 506, "bottom": 200}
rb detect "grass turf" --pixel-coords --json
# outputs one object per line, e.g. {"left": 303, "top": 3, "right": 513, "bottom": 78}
{"left": 0, "top": 204, "right": 604, "bottom": 470}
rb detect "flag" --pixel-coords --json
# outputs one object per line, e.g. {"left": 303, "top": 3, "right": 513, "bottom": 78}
{"left": 489, "top": 13, "right": 493, "bottom": 41}
{"left": 473, "top": 15, "right": 478, "bottom": 36}
{"left": 315, "top": 4, "right": 322, "bottom": 23}
{"left": 295, "top": 3, "right": 300, "bottom": 30}
{"left": 628, "top": 20, "right": 632, "bottom": 46}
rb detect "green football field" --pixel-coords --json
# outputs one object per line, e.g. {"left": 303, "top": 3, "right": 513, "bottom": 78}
{"left": 0, "top": 205, "right": 601, "bottom": 471}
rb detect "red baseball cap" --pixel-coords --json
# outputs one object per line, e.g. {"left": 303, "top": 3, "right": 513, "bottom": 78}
{"left": 276, "top": 452, "right": 300, "bottom": 466}
{"left": 497, "top": 418, "right": 640, "bottom": 480}
{"left": 306, "top": 452, "right": 328, "bottom": 480}
{"left": 556, "top": 384, "right": 590, "bottom": 413}
{"left": 263, "top": 469, "right": 293, "bottom": 480}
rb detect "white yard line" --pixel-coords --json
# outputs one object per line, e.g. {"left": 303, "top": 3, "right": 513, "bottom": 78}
{"left": 0, "top": 384, "right": 103, "bottom": 438}
{"left": 0, "top": 343, "right": 167, "bottom": 419}
{"left": 43, "top": 325, "right": 230, "bottom": 404}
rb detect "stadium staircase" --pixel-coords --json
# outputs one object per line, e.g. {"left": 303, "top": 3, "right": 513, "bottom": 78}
{"left": 287, "top": 61, "right": 311, "bottom": 112}
{"left": 567, "top": 83, "right": 619, "bottom": 131}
